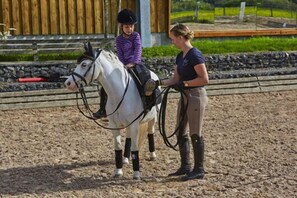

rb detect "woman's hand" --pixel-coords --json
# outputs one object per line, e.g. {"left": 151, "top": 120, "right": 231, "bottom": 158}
{"left": 171, "top": 81, "right": 185, "bottom": 92}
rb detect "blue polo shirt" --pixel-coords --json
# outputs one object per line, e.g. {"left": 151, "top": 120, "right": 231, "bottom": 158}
{"left": 176, "top": 48, "right": 205, "bottom": 81}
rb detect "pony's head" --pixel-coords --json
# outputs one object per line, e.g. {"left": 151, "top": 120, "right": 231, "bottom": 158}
{"left": 65, "top": 42, "right": 101, "bottom": 91}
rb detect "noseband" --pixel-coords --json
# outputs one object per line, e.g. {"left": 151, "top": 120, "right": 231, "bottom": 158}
{"left": 71, "top": 50, "right": 146, "bottom": 130}
{"left": 72, "top": 50, "right": 102, "bottom": 88}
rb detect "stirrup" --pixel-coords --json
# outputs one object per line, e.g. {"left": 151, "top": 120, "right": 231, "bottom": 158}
{"left": 144, "top": 79, "right": 156, "bottom": 96}
{"left": 93, "top": 109, "right": 107, "bottom": 119}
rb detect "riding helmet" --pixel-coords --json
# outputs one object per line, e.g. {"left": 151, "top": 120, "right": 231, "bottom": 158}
{"left": 117, "top": 9, "right": 137, "bottom": 25}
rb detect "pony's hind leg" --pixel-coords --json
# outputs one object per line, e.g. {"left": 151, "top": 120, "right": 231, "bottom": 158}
{"left": 112, "top": 130, "right": 123, "bottom": 178}
{"left": 147, "top": 118, "right": 157, "bottom": 161}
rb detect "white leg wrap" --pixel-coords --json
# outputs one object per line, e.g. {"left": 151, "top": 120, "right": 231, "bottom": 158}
{"left": 149, "top": 152, "right": 157, "bottom": 161}
{"left": 114, "top": 168, "right": 123, "bottom": 178}
{"left": 123, "top": 157, "right": 129, "bottom": 165}
{"left": 133, "top": 171, "right": 140, "bottom": 180}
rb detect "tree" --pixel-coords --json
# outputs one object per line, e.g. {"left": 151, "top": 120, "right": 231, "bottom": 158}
{"left": 203, "top": 0, "right": 215, "bottom": 5}
{"left": 103, "top": 0, "right": 109, "bottom": 39}
{"left": 115, "top": 0, "right": 121, "bottom": 37}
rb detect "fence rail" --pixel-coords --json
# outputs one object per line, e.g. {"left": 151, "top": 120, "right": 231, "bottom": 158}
{"left": 0, "top": 38, "right": 114, "bottom": 60}
{"left": 1, "top": 75, "right": 297, "bottom": 111}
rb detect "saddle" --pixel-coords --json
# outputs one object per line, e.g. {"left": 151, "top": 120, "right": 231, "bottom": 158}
{"left": 128, "top": 64, "right": 161, "bottom": 113}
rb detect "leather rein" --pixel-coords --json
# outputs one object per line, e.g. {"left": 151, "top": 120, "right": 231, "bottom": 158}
{"left": 71, "top": 51, "right": 152, "bottom": 130}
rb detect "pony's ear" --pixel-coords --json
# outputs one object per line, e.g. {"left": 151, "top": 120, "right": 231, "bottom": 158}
{"left": 84, "top": 42, "right": 89, "bottom": 52}
{"left": 87, "top": 42, "right": 94, "bottom": 57}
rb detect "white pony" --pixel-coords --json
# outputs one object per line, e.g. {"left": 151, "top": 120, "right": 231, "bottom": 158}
{"left": 65, "top": 42, "right": 160, "bottom": 180}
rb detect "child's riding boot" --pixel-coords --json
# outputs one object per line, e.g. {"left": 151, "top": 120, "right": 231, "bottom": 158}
{"left": 93, "top": 88, "right": 107, "bottom": 119}
{"left": 144, "top": 79, "right": 157, "bottom": 96}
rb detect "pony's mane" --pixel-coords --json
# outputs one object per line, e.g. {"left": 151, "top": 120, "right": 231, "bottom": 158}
{"left": 101, "top": 50, "right": 123, "bottom": 65}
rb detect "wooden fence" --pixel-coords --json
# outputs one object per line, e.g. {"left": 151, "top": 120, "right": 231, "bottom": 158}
{"left": 1, "top": 75, "right": 297, "bottom": 110}
{"left": 0, "top": 37, "right": 114, "bottom": 61}
{"left": 0, "top": 0, "right": 168, "bottom": 36}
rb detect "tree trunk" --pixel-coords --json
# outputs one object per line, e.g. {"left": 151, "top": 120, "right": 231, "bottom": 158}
{"left": 115, "top": 0, "right": 121, "bottom": 37}
{"left": 103, "top": 0, "right": 109, "bottom": 39}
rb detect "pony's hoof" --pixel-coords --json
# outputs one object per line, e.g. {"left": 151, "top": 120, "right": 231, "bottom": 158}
{"left": 133, "top": 176, "right": 141, "bottom": 180}
{"left": 133, "top": 171, "right": 140, "bottom": 180}
{"left": 149, "top": 152, "right": 157, "bottom": 161}
{"left": 123, "top": 157, "right": 129, "bottom": 165}
{"left": 114, "top": 174, "right": 123, "bottom": 178}
{"left": 114, "top": 169, "right": 123, "bottom": 178}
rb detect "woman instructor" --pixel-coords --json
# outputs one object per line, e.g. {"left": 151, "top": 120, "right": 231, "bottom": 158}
{"left": 158, "top": 23, "right": 209, "bottom": 180}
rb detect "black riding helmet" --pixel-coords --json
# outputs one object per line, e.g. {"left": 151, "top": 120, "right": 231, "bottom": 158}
{"left": 117, "top": 9, "right": 137, "bottom": 25}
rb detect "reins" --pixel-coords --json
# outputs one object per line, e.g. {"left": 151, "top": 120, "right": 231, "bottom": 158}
{"left": 158, "top": 87, "right": 188, "bottom": 151}
{"left": 76, "top": 64, "right": 136, "bottom": 130}
{"left": 72, "top": 50, "right": 164, "bottom": 130}
{"left": 76, "top": 82, "right": 166, "bottom": 130}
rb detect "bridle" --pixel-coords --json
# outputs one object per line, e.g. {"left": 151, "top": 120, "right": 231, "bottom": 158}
{"left": 71, "top": 50, "right": 156, "bottom": 130}
{"left": 71, "top": 49, "right": 188, "bottom": 146}
{"left": 158, "top": 88, "right": 188, "bottom": 151}
{"left": 71, "top": 52, "right": 100, "bottom": 88}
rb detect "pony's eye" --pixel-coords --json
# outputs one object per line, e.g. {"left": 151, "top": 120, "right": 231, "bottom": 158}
{"left": 81, "top": 63, "right": 87, "bottom": 68}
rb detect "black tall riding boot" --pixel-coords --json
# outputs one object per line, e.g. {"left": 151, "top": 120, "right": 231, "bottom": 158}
{"left": 93, "top": 88, "right": 107, "bottom": 119}
{"left": 183, "top": 135, "right": 205, "bottom": 180}
{"left": 168, "top": 137, "right": 191, "bottom": 176}
{"left": 134, "top": 64, "right": 156, "bottom": 96}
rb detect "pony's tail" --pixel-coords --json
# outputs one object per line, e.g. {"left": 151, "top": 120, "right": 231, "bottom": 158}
{"left": 138, "top": 122, "right": 148, "bottom": 150}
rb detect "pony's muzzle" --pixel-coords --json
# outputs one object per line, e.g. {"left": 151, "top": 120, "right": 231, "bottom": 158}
{"left": 66, "top": 81, "right": 71, "bottom": 86}
{"left": 64, "top": 78, "right": 72, "bottom": 88}
{"left": 64, "top": 78, "right": 78, "bottom": 91}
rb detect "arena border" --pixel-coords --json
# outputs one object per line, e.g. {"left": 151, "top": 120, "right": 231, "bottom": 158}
{"left": 1, "top": 74, "right": 297, "bottom": 110}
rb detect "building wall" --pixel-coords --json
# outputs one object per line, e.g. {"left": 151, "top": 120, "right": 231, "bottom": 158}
{"left": 0, "top": 0, "right": 169, "bottom": 36}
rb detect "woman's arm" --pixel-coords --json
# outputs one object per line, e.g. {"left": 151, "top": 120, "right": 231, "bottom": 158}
{"left": 160, "top": 66, "right": 180, "bottom": 86}
{"left": 184, "top": 63, "right": 209, "bottom": 87}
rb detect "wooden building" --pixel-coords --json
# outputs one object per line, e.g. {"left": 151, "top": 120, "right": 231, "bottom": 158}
{"left": 0, "top": 0, "right": 170, "bottom": 47}
{"left": 2, "top": 0, "right": 295, "bottom": 47}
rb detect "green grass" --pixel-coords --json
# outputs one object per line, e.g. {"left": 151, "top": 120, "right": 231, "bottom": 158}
{"left": 38, "top": 52, "right": 80, "bottom": 61}
{"left": 171, "top": 10, "right": 215, "bottom": 23}
{"left": 171, "top": 6, "right": 297, "bottom": 22}
{"left": 0, "top": 52, "right": 81, "bottom": 62}
{"left": 1, "top": 37, "right": 297, "bottom": 61}
{"left": 256, "top": 8, "right": 297, "bottom": 18}
{"left": 215, "top": 7, "right": 296, "bottom": 18}
{"left": 142, "top": 37, "right": 297, "bottom": 58}
{"left": 0, "top": 54, "right": 34, "bottom": 61}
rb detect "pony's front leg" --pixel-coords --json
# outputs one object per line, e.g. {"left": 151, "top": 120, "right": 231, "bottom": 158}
{"left": 147, "top": 118, "right": 157, "bottom": 161}
{"left": 129, "top": 124, "right": 140, "bottom": 180}
{"left": 123, "top": 130, "right": 131, "bottom": 165}
{"left": 112, "top": 130, "right": 123, "bottom": 178}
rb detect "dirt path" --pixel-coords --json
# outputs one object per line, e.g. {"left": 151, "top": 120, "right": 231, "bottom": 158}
{"left": 0, "top": 90, "right": 296, "bottom": 197}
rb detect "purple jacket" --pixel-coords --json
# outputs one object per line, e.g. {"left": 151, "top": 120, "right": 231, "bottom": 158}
{"left": 116, "top": 32, "right": 142, "bottom": 65}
